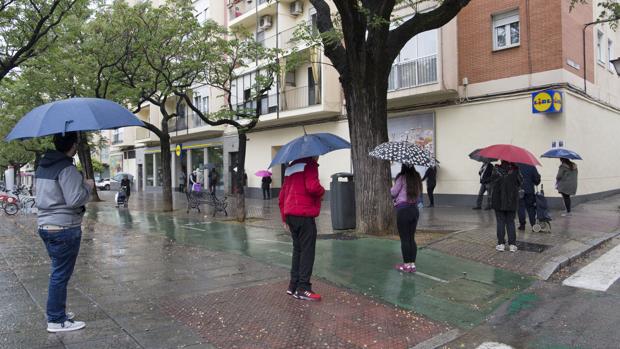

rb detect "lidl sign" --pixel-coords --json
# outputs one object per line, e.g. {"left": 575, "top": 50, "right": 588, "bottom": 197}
{"left": 532, "top": 90, "right": 563, "bottom": 114}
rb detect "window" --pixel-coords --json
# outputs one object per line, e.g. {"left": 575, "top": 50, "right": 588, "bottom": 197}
{"left": 597, "top": 31, "right": 604, "bottom": 63}
{"left": 608, "top": 39, "right": 614, "bottom": 71}
{"left": 256, "top": 31, "right": 265, "bottom": 46}
{"left": 124, "top": 150, "right": 135, "bottom": 159}
{"left": 492, "top": 10, "right": 520, "bottom": 50}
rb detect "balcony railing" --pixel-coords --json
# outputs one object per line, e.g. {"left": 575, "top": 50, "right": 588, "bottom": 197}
{"left": 388, "top": 54, "right": 438, "bottom": 91}
{"left": 191, "top": 112, "right": 207, "bottom": 128}
{"left": 167, "top": 116, "right": 187, "bottom": 133}
{"left": 228, "top": 0, "right": 270, "bottom": 20}
{"left": 112, "top": 134, "right": 123, "bottom": 144}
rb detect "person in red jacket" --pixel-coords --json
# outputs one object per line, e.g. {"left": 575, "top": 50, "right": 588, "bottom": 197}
{"left": 279, "top": 157, "right": 325, "bottom": 301}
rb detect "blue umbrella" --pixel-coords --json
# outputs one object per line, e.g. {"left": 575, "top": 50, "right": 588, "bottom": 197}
{"left": 5, "top": 98, "right": 145, "bottom": 141}
{"left": 541, "top": 148, "right": 582, "bottom": 160}
{"left": 269, "top": 133, "right": 350, "bottom": 168}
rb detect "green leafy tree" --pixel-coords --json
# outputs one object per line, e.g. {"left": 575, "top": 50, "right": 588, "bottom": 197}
{"left": 0, "top": 0, "right": 86, "bottom": 80}
{"left": 175, "top": 27, "right": 278, "bottom": 221}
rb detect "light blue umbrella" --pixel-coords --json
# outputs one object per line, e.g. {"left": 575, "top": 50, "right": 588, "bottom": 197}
{"left": 541, "top": 148, "right": 582, "bottom": 160}
{"left": 5, "top": 98, "right": 145, "bottom": 141}
{"left": 269, "top": 133, "right": 350, "bottom": 168}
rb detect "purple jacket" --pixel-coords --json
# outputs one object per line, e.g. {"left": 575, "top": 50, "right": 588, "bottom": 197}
{"left": 390, "top": 176, "right": 417, "bottom": 207}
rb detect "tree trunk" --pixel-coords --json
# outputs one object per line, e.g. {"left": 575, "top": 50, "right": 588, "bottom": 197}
{"left": 158, "top": 125, "right": 173, "bottom": 212}
{"left": 235, "top": 132, "right": 247, "bottom": 222}
{"left": 77, "top": 133, "right": 101, "bottom": 202}
{"left": 343, "top": 74, "right": 395, "bottom": 236}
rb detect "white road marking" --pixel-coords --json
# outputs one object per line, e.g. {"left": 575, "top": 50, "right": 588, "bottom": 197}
{"left": 182, "top": 226, "right": 208, "bottom": 232}
{"left": 562, "top": 244, "right": 620, "bottom": 291}
{"left": 415, "top": 272, "right": 448, "bottom": 283}
{"left": 254, "top": 238, "right": 292, "bottom": 245}
{"left": 476, "top": 343, "right": 514, "bottom": 349}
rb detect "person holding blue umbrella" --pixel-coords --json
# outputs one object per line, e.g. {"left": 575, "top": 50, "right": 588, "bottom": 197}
{"left": 271, "top": 131, "right": 350, "bottom": 302}
{"left": 541, "top": 148, "right": 581, "bottom": 217}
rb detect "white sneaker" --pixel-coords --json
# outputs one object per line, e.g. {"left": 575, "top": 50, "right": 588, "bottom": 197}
{"left": 509, "top": 244, "right": 518, "bottom": 252}
{"left": 47, "top": 319, "right": 86, "bottom": 333}
{"left": 496, "top": 244, "right": 505, "bottom": 252}
{"left": 561, "top": 212, "right": 572, "bottom": 217}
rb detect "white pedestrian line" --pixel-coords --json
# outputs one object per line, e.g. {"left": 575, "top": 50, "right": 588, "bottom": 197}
{"left": 476, "top": 343, "right": 514, "bottom": 349}
{"left": 562, "top": 243, "right": 620, "bottom": 291}
{"left": 254, "top": 238, "right": 292, "bottom": 245}
{"left": 182, "top": 226, "right": 208, "bottom": 232}
{"left": 415, "top": 272, "right": 448, "bottom": 283}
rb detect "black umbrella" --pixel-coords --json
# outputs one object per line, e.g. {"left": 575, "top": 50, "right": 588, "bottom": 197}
{"left": 469, "top": 148, "right": 497, "bottom": 163}
{"left": 369, "top": 141, "right": 434, "bottom": 167}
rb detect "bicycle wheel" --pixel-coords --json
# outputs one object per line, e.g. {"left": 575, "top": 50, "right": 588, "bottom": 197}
{"left": 4, "top": 203, "right": 18, "bottom": 215}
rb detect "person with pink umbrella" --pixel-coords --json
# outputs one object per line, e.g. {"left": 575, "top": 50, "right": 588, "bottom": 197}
{"left": 256, "top": 170, "right": 273, "bottom": 200}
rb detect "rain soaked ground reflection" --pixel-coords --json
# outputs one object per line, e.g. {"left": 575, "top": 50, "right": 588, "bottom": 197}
{"left": 87, "top": 206, "right": 532, "bottom": 328}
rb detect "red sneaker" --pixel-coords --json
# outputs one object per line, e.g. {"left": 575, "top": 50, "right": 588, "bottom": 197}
{"left": 293, "top": 289, "right": 321, "bottom": 301}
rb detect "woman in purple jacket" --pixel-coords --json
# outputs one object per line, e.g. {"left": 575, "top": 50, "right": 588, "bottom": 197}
{"left": 390, "top": 165, "right": 423, "bottom": 273}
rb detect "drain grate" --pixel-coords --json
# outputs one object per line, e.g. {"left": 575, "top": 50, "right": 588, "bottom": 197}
{"left": 317, "top": 232, "right": 359, "bottom": 240}
{"left": 515, "top": 241, "right": 551, "bottom": 253}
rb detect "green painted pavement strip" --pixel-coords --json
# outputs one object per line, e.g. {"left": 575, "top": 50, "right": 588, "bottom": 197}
{"left": 88, "top": 208, "right": 534, "bottom": 329}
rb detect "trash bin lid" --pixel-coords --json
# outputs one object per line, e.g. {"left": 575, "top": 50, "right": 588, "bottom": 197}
{"left": 331, "top": 172, "right": 354, "bottom": 180}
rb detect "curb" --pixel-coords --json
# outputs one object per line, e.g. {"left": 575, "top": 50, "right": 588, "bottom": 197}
{"left": 410, "top": 329, "right": 461, "bottom": 349}
{"left": 536, "top": 230, "right": 620, "bottom": 280}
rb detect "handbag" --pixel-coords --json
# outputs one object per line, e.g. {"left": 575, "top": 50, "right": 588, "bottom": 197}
{"left": 192, "top": 183, "right": 202, "bottom": 192}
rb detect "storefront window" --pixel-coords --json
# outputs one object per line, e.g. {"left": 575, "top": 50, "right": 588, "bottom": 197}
{"left": 207, "top": 146, "right": 224, "bottom": 189}
{"left": 156, "top": 152, "right": 162, "bottom": 186}
{"left": 145, "top": 154, "right": 154, "bottom": 186}
{"left": 191, "top": 149, "right": 205, "bottom": 173}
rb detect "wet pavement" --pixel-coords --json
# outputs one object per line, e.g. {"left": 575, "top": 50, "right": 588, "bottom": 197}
{"left": 1, "top": 191, "right": 619, "bottom": 348}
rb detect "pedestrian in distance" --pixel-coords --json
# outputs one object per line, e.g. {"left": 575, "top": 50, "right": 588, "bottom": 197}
{"left": 262, "top": 175, "right": 272, "bottom": 200}
{"left": 422, "top": 165, "right": 437, "bottom": 207}
{"left": 556, "top": 158, "right": 578, "bottom": 216}
{"left": 391, "top": 164, "right": 423, "bottom": 273}
{"left": 491, "top": 161, "right": 522, "bottom": 253}
{"left": 208, "top": 168, "right": 219, "bottom": 195}
{"left": 279, "top": 157, "right": 325, "bottom": 301}
{"left": 120, "top": 175, "right": 131, "bottom": 205}
{"left": 517, "top": 164, "right": 541, "bottom": 231}
{"left": 179, "top": 170, "right": 187, "bottom": 193}
{"left": 474, "top": 161, "right": 496, "bottom": 210}
{"left": 35, "top": 132, "right": 94, "bottom": 332}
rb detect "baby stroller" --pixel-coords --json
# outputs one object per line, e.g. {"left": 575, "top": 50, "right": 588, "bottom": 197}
{"left": 532, "top": 184, "right": 552, "bottom": 233}
{"left": 115, "top": 185, "right": 129, "bottom": 208}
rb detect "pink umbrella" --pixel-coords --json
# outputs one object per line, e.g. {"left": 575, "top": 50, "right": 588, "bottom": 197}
{"left": 478, "top": 144, "right": 541, "bottom": 166}
{"left": 255, "top": 170, "right": 272, "bottom": 177}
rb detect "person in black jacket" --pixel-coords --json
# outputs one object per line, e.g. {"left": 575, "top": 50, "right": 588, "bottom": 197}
{"left": 517, "top": 164, "right": 541, "bottom": 230}
{"left": 422, "top": 166, "right": 437, "bottom": 207}
{"left": 261, "top": 175, "right": 272, "bottom": 200}
{"left": 491, "top": 161, "right": 523, "bottom": 253}
{"left": 474, "top": 161, "right": 495, "bottom": 210}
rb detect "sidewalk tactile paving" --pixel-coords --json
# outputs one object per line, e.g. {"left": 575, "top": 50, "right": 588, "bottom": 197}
{"left": 160, "top": 280, "right": 450, "bottom": 349}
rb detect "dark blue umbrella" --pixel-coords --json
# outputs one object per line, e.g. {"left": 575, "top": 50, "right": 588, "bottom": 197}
{"left": 5, "top": 98, "right": 145, "bottom": 141}
{"left": 269, "top": 133, "right": 350, "bottom": 168}
{"left": 541, "top": 148, "right": 582, "bottom": 160}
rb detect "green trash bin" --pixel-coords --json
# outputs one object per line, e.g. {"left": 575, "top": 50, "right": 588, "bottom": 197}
{"left": 330, "top": 172, "right": 356, "bottom": 230}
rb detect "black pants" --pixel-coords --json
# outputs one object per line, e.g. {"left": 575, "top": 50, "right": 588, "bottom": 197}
{"left": 560, "top": 193, "right": 571, "bottom": 212}
{"left": 518, "top": 193, "right": 536, "bottom": 227}
{"left": 495, "top": 210, "right": 516, "bottom": 245}
{"left": 396, "top": 205, "right": 420, "bottom": 263}
{"left": 262, "top": 187, "right": 271, "bottom": 199}
{"left": 427, "top": 183, "right": 436, "bottom": 206}
{"left": 286, "top": 215, "right": 317, "bottom": 292}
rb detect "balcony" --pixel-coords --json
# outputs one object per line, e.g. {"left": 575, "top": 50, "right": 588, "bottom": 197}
{"left": 228, "top": 0, "right": 271, "bottom": 23}
{"left": 388, "top": 54, "right": 438, "bottom": 91}
{"left": 191, "top": 112, "right": 207, "bottom": 128}
{"left": 136, "top": 127, "right": 150, "bottom": 140}
{"left": 167, "top": 115, "right": 188, "bottom": 133}
{"left": 112, "top": 134, "right": 123, "bottom": 145}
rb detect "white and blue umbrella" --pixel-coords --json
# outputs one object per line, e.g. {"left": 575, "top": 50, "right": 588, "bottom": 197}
{"left": 541, "top": 148, "right": 582, "bottom": 160}
{"left": 5, "top": 98, "right": 145, "bottom": 141}
{"left": 269, "top": 133, "right": 350, "bottom": 168}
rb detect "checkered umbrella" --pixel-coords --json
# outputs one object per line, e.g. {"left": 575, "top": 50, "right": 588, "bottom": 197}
{"left": 369, "top": 141, "right": 434, "bottom": 167}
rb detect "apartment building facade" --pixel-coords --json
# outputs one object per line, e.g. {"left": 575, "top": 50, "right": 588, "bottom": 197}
{"left": 111, "top": 0, "right": 620, "bottom": 206}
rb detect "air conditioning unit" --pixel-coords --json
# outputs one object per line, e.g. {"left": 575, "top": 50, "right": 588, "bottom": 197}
{"left": 259, "top": 15, "right": 272, "bottom": 29}
{"left": 289, "top": 1, "right": 303, "bottom": 16}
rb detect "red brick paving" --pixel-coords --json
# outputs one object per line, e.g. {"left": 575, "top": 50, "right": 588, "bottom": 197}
{"left": 160, "top": 280, "right": 450, "bottom": 348}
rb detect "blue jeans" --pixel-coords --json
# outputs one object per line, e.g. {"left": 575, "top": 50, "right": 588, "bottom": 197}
{"left": 39, "top": 226, "right": 82, "bottom": 323}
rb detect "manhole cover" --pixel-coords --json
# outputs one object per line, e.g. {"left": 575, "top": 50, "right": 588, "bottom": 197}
{"left": 515, "top": 241, "right": 551, "bottom": 253}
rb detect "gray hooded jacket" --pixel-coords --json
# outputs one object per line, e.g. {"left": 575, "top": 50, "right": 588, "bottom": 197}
{"left": 35, "top": 150, "right": 91, "bottom": 227}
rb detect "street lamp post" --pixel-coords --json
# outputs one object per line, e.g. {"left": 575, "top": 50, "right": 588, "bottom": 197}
{"left": 611, "top": 57, "right": 620, "bottom": 76}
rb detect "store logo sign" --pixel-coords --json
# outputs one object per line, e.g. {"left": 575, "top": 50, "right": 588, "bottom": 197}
{"left": 532, "top": 90, "right": 563, "bottom": 114}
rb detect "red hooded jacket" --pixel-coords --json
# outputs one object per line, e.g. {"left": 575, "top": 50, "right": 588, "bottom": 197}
{"left": 279, "top": 158, "right": 325, "bottom": 222}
